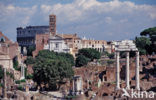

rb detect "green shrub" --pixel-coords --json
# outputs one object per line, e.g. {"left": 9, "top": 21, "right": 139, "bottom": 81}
{"left": 95, "top": 83, "right": 98, "bottom": 87}
{"left": 0, "top": 83, "right": 3, "bottom": 87}
{"left": 107, "top": 60, "right": 114, "bottom": 65}
{"left": 0, "top": 65, "right": 4, "bottom": 79}
{"left": 13, "top": 57, "right": 20, "bottom": 71}
{"left": 25, "top": 68, "right": 27, "bottom": 79}
{"left": 6, "top": 71, "right": 14, "bottom": 79}
{"left": 107, "top": 53, "right": 114, "bottom": 59}
{"left": 15, "top": 80, "right": 21, "bottom": 84}
{"left": 17, "top": 85, "right": 24, "bottom": 90}
{"left": 20, "top": 79, "right": 26, "bottom": 83}
{"left": 26, "top": 74, "right": 33, "bottom": 79}
{"left": 65, "top": 95, "right": 77, "bottom": 99}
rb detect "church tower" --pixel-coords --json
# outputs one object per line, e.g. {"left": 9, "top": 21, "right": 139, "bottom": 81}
{"left": 49, "top": 14, "right": 56, "bottom": 36}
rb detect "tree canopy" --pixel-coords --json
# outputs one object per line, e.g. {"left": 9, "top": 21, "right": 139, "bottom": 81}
{"left": 135, "top": 37, "right": 151, "bottom": 55}
{"left": 102, "top": 51, "right": 114, "bottom": 59}
{"left": 77, "top": 48, "right": 101, "bottom": 61}
{"left": 24, "top": 56, "right": 35, "bottom": 65}
{"left": 33, "top": 50, "right": 74, "bottom": 90}
{"left": 75, "top": 55, "right": 90, "bottom": 67}
{"left": 27, "top": 46, "right": 36, "bottom": 56}
{"left": 58, "top": 52, "right": 75, "bottom": 66}
{"left": 75, "top": 48, "right": 101, "bottom": 67}
{"left": 135, "top": 27, "right": 156, "bottom": 55}
{"left": 140, "top": 27, "right": 156, "bottom": 40}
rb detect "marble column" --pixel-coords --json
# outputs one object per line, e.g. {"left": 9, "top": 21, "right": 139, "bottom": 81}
{"left": 20, "top": 65, "right": 25, "bottom": 80}
{"left": 3, "top": 68, "right": 7, "bottom": 99}
{"left": 136, "top": 51, "right": 140, "bottom": 90}
{"left": 116, "top": 51, "right": 120, "bottom": 90}
{"left": 87, "top": 80, "right": 90, "bottom": 89}
{"left": 126, "top": 52, "right": 130, "bottom": 89}
{"left": 81, "top": 78, "right": 83, "bottom": 94}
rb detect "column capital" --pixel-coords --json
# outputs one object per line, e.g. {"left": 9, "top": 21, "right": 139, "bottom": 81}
{"left": 136, "top": 51, "right": 139, "bottom": 56}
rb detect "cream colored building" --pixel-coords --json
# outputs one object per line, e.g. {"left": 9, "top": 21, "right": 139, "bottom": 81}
{"left": 81, "top": 39, "right": 107, "bottom": 52}
{"left": 49, "top": 35, "right": 70, "bottom": 53}
{"left": 48, "top": 33, "right": 112, "bottom": 57}
{"left": 47, "top": 14, "right": 112, "bottom": 57}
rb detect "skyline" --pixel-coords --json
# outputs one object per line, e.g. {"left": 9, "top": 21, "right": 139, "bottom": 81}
{"left": 0, "top": 0, "right": 156, "bottom": 41}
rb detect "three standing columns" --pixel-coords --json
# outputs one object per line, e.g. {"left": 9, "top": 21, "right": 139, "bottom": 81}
{"left": 115, "top": 51, "right": 140, "bottom": 90}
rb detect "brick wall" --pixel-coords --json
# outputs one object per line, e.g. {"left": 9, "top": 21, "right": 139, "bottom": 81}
{"left": 33, "top": 34, "right": 49, "bottom": 57}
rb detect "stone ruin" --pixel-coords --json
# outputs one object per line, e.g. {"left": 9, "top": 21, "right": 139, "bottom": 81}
{"left": 72, "top": 75, "right": 83, "bottom": 95}
{"left": 114, "top": 40, "right": 140, "bottom": 90}
{"left": 20, "top": 63, "right": 26, "bottom": 80}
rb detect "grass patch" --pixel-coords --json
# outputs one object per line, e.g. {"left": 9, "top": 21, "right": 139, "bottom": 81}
{"left": 17, "top": 85, "right": 24, "bottom": 90}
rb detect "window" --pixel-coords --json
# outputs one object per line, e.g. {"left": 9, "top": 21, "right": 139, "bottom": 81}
{"left": 55, "top": 43, "right": 59, "bottom": 48}
{"left": 50, "top": 18, "right": 55, "bottom": 22}
{"left": 51, "top": 30, "right": 55, "bottom": 32}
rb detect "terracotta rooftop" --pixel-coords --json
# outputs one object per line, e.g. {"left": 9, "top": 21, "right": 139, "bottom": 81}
{"left": 57, "top": 33, "right": 80, "bottom": 39}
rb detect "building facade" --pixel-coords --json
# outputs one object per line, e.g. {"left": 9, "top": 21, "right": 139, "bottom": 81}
{"left": 0, "top": 32, "right": 21, "bottom": 60}
{"left": 0, "top": 51, "right": 13, "bottom": 69}
{"left": 17, "top": 26, "right": 49, "bottom": 54}
{"left": 49, "top": 35, "right": 70, "bottom": 53}
{"left": 0, "top": 31, "right": 22, "bottom": 70}
{"left": 32, "top": 34, "right": 49, "bottom": 57}
{"left": 57, "top": 34, "right": 82, "bottom": 57}
{"left": 48, "top": 14, "right": 70, "bottom": 53}
{"left": 21, "top": 14, "right": 112, "bottom": 57}
{"left": 81, "top": 39, "right": 107, "bottom": 52}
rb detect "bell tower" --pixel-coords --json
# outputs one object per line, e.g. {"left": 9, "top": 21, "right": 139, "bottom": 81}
{"left": 49, "top": 14, "right": 56, "bottom": 36}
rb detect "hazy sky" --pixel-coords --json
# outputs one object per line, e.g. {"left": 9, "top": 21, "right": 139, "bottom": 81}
{"left": 0, "top": 0, "right": 156, "bottom": 41}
